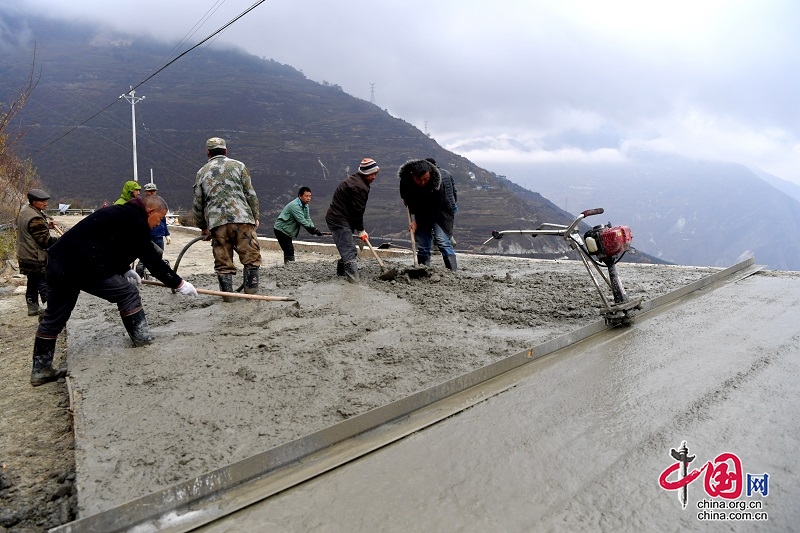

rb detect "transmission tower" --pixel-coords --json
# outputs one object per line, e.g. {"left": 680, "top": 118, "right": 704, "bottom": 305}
{"left": 369, "top": 83, "right": 376, "bottom": 104}
{"left": 120, "top": 87, "right": 145, "bottom": 182}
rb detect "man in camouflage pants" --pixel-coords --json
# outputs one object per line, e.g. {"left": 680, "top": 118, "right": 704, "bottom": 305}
{"left": 192, "top": 137, "right": 262, "bottom": 300}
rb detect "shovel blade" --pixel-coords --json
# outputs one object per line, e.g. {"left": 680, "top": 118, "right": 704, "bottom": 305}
{"left": 379, "top": 268, "right": 398, "bottom": 281}
{"left": 406, "top": 267, "right": 429, "bottom": 279}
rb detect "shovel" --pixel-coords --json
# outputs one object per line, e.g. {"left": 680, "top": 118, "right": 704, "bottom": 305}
{"left": 364, "top": 237, "right": 398, "bottom": 281}
{"left": 142, "top": 279, "right": 295, "bottom": 301}
{"left": 406, "top": 207, "right": 428, "bottom": 278}
{"left": 377, "top": 242, "right": 412, "bottom": 251}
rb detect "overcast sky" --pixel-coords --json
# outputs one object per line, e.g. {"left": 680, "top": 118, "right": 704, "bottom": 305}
{"left": 11, "top": 0, "right": 800, "bottom": 185}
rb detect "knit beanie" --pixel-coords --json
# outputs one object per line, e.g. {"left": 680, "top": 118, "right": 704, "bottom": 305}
{"left": 358, "top": 158, "right": 380, "bottom": 175}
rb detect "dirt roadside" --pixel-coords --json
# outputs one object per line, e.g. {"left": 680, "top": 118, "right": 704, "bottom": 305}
{"left": 0, "top": 280, "right": 75, "bottom": 532}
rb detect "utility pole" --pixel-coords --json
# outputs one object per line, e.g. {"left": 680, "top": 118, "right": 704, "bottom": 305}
{"left": 120, "top": 87, "right": 145, "bottom": 182}
{"left": 369, "top": 82, "right": 376, "bottom": 104}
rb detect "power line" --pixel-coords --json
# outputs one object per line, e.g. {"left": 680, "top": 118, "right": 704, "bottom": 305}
{"left": 29, "top": 0, "right": 268, "bottom": 156}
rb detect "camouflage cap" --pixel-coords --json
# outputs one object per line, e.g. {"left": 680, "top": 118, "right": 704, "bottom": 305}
{"left": 206, "top": 137, "right": 227, "bottom": 150}
{"left": 143, "top": 183, "right": 158, "bottom": 191}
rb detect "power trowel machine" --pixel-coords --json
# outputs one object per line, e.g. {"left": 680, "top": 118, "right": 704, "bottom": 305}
{"left": 484, "top": 208, "right": 642, "bottom": 326}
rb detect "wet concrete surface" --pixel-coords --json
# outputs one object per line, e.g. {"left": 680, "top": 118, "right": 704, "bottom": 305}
{"left": 199, "top": 274, "right": 800, "bottom": 532}
{"left": 64, "top": 225, "right": 725, "bottom": 518}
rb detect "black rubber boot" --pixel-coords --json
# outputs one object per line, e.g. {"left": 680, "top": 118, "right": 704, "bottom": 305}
{"left": 31, "top": 336, "right": 67, "bottom": 387}
{"left": 121, "top": 309, "right": 155, "bottom": 347}
{"left": 284, "top": 255, "right": 295, "bottom": 265}
{"left": 26, "top": 297, "right": 40, "bottom": 317}
{"left": 417, "top": 254, "right": 431, "bottom": 266}
{"left": 443, "top": 253, "right": 458, "bottom": 271}
{"left": 218, "top": 274, "right": 236, "bottom": 303}
{"left": 336, "top": 260, "right": 345, "bottom": 277}
{"left": 243, "top": 267, "right": 260, "bottom": 295}
{"left": 344, "top": 261, "right": 360, "bottom": 283}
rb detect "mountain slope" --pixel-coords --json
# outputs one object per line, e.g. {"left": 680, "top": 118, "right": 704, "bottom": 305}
{"left": 0, "top": 12, "right": 596, "bottom": 258}
{"left": 501, "top": 153, "right": 800, "bottom": 270}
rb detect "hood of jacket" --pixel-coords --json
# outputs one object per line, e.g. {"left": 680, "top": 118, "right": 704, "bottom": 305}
{"left": 119, "top": 180, "right": 141, "bottom": 202}
{"left": 398, "top": 159, "right": 441, "bottom": 200}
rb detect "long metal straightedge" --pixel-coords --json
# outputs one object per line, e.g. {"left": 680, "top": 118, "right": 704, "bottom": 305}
{"left": 52, "top": 258, "right": 759, "bottom": 533}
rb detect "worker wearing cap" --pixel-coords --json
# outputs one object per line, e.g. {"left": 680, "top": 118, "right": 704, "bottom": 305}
{"left": 17, "top": 188, "right": 59, "bottom": 316}
{"left": 325, "top": 158, "right": 379, "bottom": 283}
{"left": 135, "top": 183, "right": 171, "bottom": 278}
{"left": 114, "top": 180, "right": 142, "bottom": 205}
{"left": 192, "top": 137, "right": 262, "bottom": 299}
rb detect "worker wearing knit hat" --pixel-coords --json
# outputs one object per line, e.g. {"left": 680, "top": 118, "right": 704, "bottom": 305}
{"left": 325, "top": 157, "right": 380, "bottom": 283}
{"left": 358, "top": 158, "right": 379, "bottom": 175}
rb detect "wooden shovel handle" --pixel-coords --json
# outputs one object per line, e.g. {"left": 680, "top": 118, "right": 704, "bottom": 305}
{"left": 364, "top": 238, "right": 386, "bottom": 268}
{"left": 141, "top": 279, "right": 295, "bottom": 301}
{"left": 407, "top": 207, "right": 419, "bottom": 267}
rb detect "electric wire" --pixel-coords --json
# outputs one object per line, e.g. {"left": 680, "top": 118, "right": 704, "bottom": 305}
{"left": 29, "top": 0, "right": 268, "bottom": 156}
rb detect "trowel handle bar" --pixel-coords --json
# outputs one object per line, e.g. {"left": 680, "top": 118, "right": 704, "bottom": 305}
{"left": 581, "top": 208, "right": 604, "bottom": 218}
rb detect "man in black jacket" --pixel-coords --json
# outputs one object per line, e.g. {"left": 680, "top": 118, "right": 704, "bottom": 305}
{"left": 325, "top": 158, "right": 380, "bottom": 283}
{"left": 399, "top": 159, "right": 458, "bottom": 271}
{"left": 30, "top": 194, "right": 198, "bottom": 387}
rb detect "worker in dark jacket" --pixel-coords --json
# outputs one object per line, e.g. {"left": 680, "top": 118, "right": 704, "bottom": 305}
{"left": 399, "top": 159, "right": 458, "bottom": 271}
{"left": 30, "top": 195, "right": 198, "bottom": 387}
{"left": 16, "top": 188, "right": 59, "bottom": 316}
{"left": 325, "top": 158, "right": 379, "bottom": 282}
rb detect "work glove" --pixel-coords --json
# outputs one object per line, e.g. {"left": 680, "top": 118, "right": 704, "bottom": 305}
{"left": 124, "top": 269, "right": 142, "bottom": 286}
{"left": 176, "top": 281, "right": 198, "bottom": 297}
{"left": 312, "top": 227, "right": 324, "bottom": 236}
{"left": 358, "top": 230, "right": 369, "bottom": 242}
{"left": 166, "top": 236, "right": 171, "bottom": 245}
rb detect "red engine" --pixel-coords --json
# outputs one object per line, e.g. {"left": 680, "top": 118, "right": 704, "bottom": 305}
{"left": 584, "top": 225, "right": 633, "bottom": 258}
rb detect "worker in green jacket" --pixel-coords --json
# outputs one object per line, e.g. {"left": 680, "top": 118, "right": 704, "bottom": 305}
{"left": 273, "top": 187, "right": 325, "bottom": 264}
{"left": 114, "top": 180, "right": 141, "bottom": 205}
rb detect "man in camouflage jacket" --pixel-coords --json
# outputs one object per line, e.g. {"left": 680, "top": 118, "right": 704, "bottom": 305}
{"left": 192, "top": 137, "right": 262, "bottom": 298}
{"left": 16, "top": 188, "right": 59, "bottom": 316}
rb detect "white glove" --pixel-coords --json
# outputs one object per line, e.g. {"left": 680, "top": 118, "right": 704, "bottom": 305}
{"left": 124, "top": 269, "right": 142, "bottom": 285}
{"left": 358, "top": 230, "right": 369, "bottom": 242}
{"left": 166, "top": 236, "right": 171, "bottom": 245}
{"left": 177, "top": 281, "right": 198, "bottom": 297}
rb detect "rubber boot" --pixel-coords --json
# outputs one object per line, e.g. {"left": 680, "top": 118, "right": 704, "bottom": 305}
{"left": 336, "top": 260, "right": 345, "bottom": 277}
{"left": 26, "top": 297, "right": 40, "bottom": 317}
{"left": 443, "top": 253, "right": 458, "bottom": 271}
{"left": 344, "top": 261, "right": 360, "bottom": 283}
{"left": 31, "top": 336, "right": 67, "bottom": 387}
{"left": 218, "top": 274, "right": 236, "bottom": 303}
{"left": 417, "top": 254, "right": 431, "bottom": 266}
{"left": 243, "top": 267, "right": 260, "bottom": 295}
{"left": 121, "top": 309, "right": 155, "bottom": 347}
